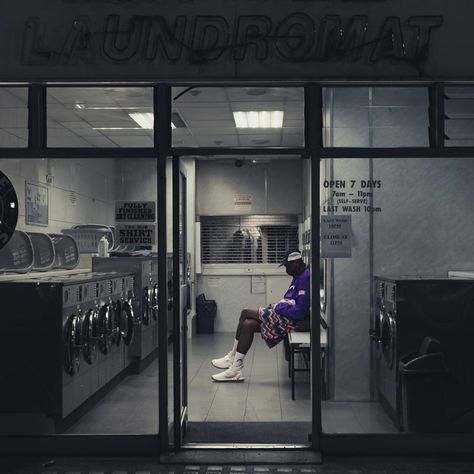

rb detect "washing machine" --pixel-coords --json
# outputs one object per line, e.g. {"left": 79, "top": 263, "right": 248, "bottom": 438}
{"left": 372, "top": 276, "right": 474, "bottom": 431}
{"left": 0, "top": 271, "right": 133, "bottom": 434}
{"left": 93, "top": 256, "right": 157, "bottom": 372}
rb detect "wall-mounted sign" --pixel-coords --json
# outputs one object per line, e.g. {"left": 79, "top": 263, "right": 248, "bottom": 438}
{"left": 234, "top": 194, "right": 252, "bottom": 211}
{"left": 251, "top": 275, "right": 266, "bottom": 294}
{"left": 25, "top": 181, "right": 48, "bottom": 227}
{"left": 1, "top": 0, "right": 463, "bottom": 81}
{"left": 207, "top": 276, "right": 223, "bottom": 288}
{"left": 116, "top": 224, "right": 156, "bottom": 245}
{"left": 0, "top": 171, "right": 18, "bottom": 249}
{"left": 115, "top": 201, "right": 156, "bottom": 222}
{"left": 321, "top": 215, "right": 352, "bottom": 258}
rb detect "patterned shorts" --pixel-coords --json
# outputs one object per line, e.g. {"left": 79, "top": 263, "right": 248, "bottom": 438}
{"left": 258, "top": 306, "right": 296, "bottom": 348}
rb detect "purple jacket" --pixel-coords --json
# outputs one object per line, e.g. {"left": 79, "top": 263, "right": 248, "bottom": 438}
{"left": 274, "top": 267, "right": 311, "bottom": 321}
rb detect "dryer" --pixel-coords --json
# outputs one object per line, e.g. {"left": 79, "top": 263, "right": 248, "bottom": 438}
{"left": 93, "top": 256, "right": 157, "bottom": 372}
{"left": 372, "top": 276, "right": 474, "bottom": 431}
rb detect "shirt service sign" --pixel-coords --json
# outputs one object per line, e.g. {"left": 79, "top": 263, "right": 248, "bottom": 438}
{"left": 115, "top": 201, "right": 156, "bottom": 246}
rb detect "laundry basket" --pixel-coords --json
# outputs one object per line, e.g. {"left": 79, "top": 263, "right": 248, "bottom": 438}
{"left": 48, "top": 233, "right": 80, "bottom": 270}
{"left": 27, "top": 232, "right": 55, "bottom": 271}
{"left": 0, "top": 231, "right": 34, "bottom": 273}
{"left": 62, "top": 225, "right": 115, "bottom": 253}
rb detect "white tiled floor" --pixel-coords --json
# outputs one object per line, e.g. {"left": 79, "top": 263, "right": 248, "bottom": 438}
{"left": 188, "top": 333, "right": 396, "bottom": 433}
{"left": 65, "top": 332, "right": 396, "bottom": 434}
{"left": 188, "top": 333, "right": 310, "bottom": 422}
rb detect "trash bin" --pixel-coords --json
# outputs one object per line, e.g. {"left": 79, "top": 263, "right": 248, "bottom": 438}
{"left": 399, "top": 337, "right": 449, "bottom": 433}
{"left": 196, "top": 293, "right": 217, "bottom": 334}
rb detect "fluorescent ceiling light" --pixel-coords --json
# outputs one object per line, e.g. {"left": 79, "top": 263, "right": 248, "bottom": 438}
{"left": 129, "top": 112, "right": 154, "bottom": 129}
{"left": 76, "top": 103, "right": 149, "bottom": 110}
{"left": 129, "top": 112, "right": 177, "bottom": 129}
{"left": 233, "top": 111, "right": 284, "bottom": 128}
{"left": 93, "top": 127, "right": 143, "bottom": 130}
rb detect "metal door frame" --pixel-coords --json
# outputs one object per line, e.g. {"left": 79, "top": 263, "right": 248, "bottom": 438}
{"left": 159, "top": 84, "right": 321, "bottom": 452}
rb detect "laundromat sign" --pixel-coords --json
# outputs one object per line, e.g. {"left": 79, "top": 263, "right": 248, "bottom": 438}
{"left": 6, "top": 0, "right": 473, "bottom": 81}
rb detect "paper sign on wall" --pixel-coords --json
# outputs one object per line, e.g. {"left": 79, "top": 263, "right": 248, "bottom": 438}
{"left": 115, "top": 201, "right": 156, "bottom": 222}
{"left": 234, "top": 193, "right": 252, "bottom": 211}
{"left": 321, "top": 215, "right": 352, "bottom": 258}
{"left": 208, "top": 276, "right": 223, "bottom": 288}
{"left": 116, "top": 224, "right": 156, "bottom": 245}
{"left": 251, "top": 276, "right": 266, "bottom": 294}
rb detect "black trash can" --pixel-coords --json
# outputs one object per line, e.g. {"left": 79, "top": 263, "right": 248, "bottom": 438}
{"left": 399, "top": 340, "right": 448, "bottom": 432}
{"left": 196, "top": 293, "right": 217, "bottom": 334}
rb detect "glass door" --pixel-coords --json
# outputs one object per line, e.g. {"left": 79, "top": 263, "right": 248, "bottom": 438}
{"left": 171, "top": 155, "right": 189, "bottom": 448}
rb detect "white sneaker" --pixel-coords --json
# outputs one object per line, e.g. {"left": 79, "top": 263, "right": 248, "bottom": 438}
{"left": 211, "top": 361, "right": 244, "bottom": 382}
{"left": 211, "top": 352, "right": 234, "bottom": 369}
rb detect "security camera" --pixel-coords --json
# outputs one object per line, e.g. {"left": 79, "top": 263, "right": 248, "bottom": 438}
{"left": 235, "top": 159, "right": 243, "bottom": 168}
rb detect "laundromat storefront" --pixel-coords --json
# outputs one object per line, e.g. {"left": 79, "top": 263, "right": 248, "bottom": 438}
{"left": 2, "top": 0, "right": 474, "bottom": 457}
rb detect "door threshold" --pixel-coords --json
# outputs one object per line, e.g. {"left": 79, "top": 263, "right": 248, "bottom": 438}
{"left": 183, "top": 443, "right": 311, "bottom": 449}
{"left": 160, "top": 446, "right": 322, "bottom": 465}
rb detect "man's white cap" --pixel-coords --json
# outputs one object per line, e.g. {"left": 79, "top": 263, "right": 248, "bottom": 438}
{"left": 279, "top": 250, "right": 302, "bottom": 267}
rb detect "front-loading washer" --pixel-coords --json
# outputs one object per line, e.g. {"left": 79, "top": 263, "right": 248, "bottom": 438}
{"left": 373, "top": 275, "right": 474, "bottom": 431}
{"left": 0, "top": 271, "right": 133, "bottom": 434}
{"left": 93, "top": 257, "right": 158, "bottom": 372}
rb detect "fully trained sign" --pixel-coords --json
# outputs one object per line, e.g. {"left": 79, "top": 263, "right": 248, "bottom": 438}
{"left": 116, "top": 224, "right": 156, "bottom": 245}
{"left": 115, "top": 201, "right": 156, "bottom": 222}
{"left": 321, "top": 215, "right": 352, "bottom": 258}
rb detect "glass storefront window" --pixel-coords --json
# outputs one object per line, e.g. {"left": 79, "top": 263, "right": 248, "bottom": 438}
{"left": 171, "top": 87, "right": 304, "bottom": 148}
{"left": 0, "top": 88, "right": 28, "bottom": 147}
{"left": 445, "top": 86, "right": 474, "bottom": 147}
{"left": 321, "top": 156, "right": 474, "bottom": 435}
{"left": 47, "top": 88, "right": 154, "bottom": 147}
{"left": 0, "top": 157, "right": 158, "bottom": 435}
{"left": 323, "top": 87, "right": 429, "bottom": 147}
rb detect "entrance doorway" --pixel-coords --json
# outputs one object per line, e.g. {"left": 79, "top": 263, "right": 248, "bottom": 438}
{"left": 162, "top": 152, "right": 317, "bottom": 448}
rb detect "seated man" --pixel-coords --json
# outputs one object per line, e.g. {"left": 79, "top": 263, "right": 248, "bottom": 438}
{"left": 211, "top": 250, "right": 310, "bottom": 382}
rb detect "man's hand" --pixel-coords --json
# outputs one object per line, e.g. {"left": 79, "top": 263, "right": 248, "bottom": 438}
{"left": 268, "top": 303, "right": 274, "bottom": 309}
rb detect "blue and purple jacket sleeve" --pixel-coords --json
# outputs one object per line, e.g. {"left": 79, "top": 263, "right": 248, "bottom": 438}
{"left": 274, "top": 268, "right": 311, "bottom": 321}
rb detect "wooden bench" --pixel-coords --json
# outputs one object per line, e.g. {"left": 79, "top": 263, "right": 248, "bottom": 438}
{"left": 288, "top": 328, "right": 328, "bottom": 400}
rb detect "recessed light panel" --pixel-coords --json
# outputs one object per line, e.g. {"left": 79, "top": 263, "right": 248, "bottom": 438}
{"left": 233, "top": 111, "right": 284, "bottom": 128}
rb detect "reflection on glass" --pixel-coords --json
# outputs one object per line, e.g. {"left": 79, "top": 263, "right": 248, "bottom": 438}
{"left": 0, "top": 88, "right": 28, "bottom": 147}
{"left": 47, "top": 87, "right": 154, "bottom": 147}
{"left": 0, "top": 158, "right": 158, "bottom": 435}
{"left": 445, "top": 86, "right": 474, "bottom": 147}
{"left": 322, "top": 87, "right": 429, "bottom": 148}
{"left": 322, "top": 156, "right": 474, "bottom": 435}
{"left": 171, "top": 87, "right": 304, "bottom": 147}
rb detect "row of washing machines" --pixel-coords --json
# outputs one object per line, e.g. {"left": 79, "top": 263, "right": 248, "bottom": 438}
{"left": 0, "top": 256, "right": 159, "bottom": 433}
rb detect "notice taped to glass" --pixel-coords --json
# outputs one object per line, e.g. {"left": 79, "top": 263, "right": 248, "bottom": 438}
{"left": 115, "top": 201, "right": 156, "bottom": 222}
{"left": 321, "top": 215, "right": 352, "bottom": 258}
{"left": 116, "top": 224, "right": 156, "bottom": 245}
